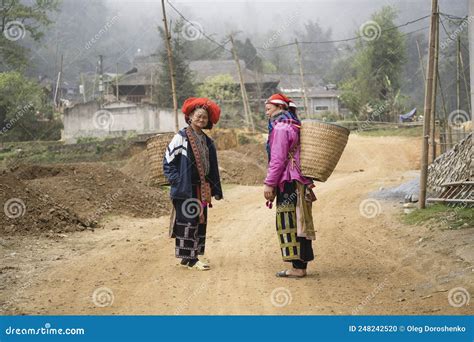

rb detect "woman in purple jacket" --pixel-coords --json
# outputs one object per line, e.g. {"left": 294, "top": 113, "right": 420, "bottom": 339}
{"left": 264, "top": 93, "right": 316, "bottom": 278}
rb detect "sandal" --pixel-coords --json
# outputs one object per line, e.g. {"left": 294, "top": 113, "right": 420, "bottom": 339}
{"left": 188, "top": 260, "right": 211, "bottom": 271}
{"left": 276, "top": 270, "right": 306, "bottom": 278}
{"left": 179, "top": 259, "right": 189, "bottom": 268}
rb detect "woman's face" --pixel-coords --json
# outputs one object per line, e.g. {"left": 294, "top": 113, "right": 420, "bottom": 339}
{"left": 190, "top": 108, "right": 209, "bottom": 128}
{"left": 265, "top": 103, "right": 281, "bottom": 119}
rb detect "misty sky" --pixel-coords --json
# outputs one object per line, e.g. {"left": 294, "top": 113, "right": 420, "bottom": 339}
{"left": 105, "top": 0, "right": 468, "bottom": 48}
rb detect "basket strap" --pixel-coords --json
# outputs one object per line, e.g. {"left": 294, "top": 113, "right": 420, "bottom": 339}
{"left": 287, "top": 142, "right": 302, "bottom": 173}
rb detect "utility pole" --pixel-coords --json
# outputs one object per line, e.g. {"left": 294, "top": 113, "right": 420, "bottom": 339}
{"left": 437, "top": 70, "right": 450, "bottom": 153}
{"left": 98, "top": 55, "right": 104, "bottom": 106}
{"left": 459, "top": 46, "right": 472, "bottom": 115}
{"left": 53, "top": 54, "right": 63, "bottom": 110}
{"left": 469, "top": 0, "right": 474, "bottom": 129}
{"left": 295, "top": 39, "right": 309, "bottom": 116}
{"left": 230, "top": 34, "right": 254, "bottom": 132}
{"left": 59, "top": 54, "right": 63, "bottom": 105}
{"left": 419, "top": 0, "right": 438, "bottom": 209}
{"left": 430, "top": 10, "right": 439, "bottom": 162}
{"left": 456, "top": 35, "right": 461, "bottom": 139}
{"left": 416, "top": 39, "right": 426, "bottom": 90}
{"left": 80, "top": 73, "right": 87, "bottom": 103}
{"left": 150, "top": 72, "right": 154, "bottom": 102}
{"left": 161, "top": 0, "right": 179, "bottom": 132}
{"left": 116, "top": 62, "right": 119, "bottom": 101}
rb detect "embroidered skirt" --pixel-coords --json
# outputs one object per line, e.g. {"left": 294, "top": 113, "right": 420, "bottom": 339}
{"left": 276, "top": 181, "right": 314, "bottom": 262}
{"left": 172, "top": 185, "right": 208, "bottom": 260}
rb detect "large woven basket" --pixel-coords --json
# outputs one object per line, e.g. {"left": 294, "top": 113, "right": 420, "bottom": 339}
{"left": 300, "top": 120, "right": 350, "bottom": 182}
{"left": 147, "top": 132, "right": 175, "bottom": 186}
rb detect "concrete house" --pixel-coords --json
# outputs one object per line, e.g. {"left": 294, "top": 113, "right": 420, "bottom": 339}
{"left": 271, "top": 73, "right": 346, "bottom": 117}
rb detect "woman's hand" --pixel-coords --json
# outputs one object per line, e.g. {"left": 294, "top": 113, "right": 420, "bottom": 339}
{"left": 264, "top": 184, "right": 276, "bottom": 202}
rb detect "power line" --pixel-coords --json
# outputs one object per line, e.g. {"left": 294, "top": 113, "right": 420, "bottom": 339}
{"left": 256, "top": 14, "right": 431, "bottom": 50}
{"left": 165, "top": 0, "right": 232, "bottom": 53}
{"left": 194, "top": 38, "right": 231, "bottom": 60}
{"left": 439, "top": 16, "right": 470, "bottom": 54}
{"left": 439, "top": 12, "right": 469, "bottom": 21}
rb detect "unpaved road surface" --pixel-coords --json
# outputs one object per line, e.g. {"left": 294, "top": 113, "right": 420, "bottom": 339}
{"left": 1, "top": 135, "right": 473, "bottom": 315}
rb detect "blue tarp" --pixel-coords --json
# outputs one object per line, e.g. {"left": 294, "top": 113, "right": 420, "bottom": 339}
{"left": 399, "top": 108, "right": 417, "bottom": 122}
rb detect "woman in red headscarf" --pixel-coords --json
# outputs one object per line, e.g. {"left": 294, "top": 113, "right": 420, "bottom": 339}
{"left": 163, "top": 97, "right": 223, "bottom": 271}
{"left": 264, "top": 93, "right": 316, "bottom": 278}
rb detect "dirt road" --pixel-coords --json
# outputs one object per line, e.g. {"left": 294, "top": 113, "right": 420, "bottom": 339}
{"left": 2, "top": 135, "right": 473, "bottom": 315}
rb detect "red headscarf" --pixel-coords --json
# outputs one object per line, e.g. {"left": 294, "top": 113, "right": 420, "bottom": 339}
{"left": 265, "top": 93, "right": 290, "bottom": 108}
{"left": 182, "top": 97, "right": 221, "bottom": 126}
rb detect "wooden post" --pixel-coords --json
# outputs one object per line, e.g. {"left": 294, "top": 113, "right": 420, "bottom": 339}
{"left": 469, "top": 0, "right": 474, "bottom": 129}
{"left": 98, "top": 54, "right": 104, "bottom": 102}
{"left": 150, "top": 72, "right": 153, "bottom": 102}
{"left": 458, "top": 45, "right": 472, "bottom": 114}
{"left": 295, "top": 39, "right": 309, "bottom": 116}
{"left": 116, "top": 63, "right": 119, "bottom": 101}
{"left": 161, "top": 0, "right": 179, "bottom": 132}
{"left": 430, "top": 11, "right": 439, "bottom": 162}
{"left": 254, "top": 69, "right": 262, "bottom": 118}
{"left": 457, "top": 35, "right": 461, "bottom": 129}
{"left": 419, "top": 0, "right": 438, "bottom": 209}
{"left": 437, "top": 69, "right": 449, "bottom": 154}
{"left": 59, "top": 54, "right": 63, "bottom": 105}
{"left": 416, "top": 39, "right": 426, "bottom": 91}
{"left": 53, "top": 54, "right": 63, "bottom": 110}
{"left": 53, "top": 71, "right": 60, "bottom": 109}
{"left": 230, "top": 34, "right": 254, "bottom": 132}
{"left": 80, "top": 73, "right": 87, "bottom": 103}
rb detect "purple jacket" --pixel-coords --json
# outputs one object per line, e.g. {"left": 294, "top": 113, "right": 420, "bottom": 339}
{"left": 264, "top": 121, "right": 311, "bottom": 191}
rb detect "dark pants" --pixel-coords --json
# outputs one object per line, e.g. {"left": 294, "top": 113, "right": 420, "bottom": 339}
{"left": 172, "top": 185, "right": 208, "bottom": 260}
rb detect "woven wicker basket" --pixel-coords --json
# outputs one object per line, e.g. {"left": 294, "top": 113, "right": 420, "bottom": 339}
{"left": 300, "top": 120, "right": 350, "bottom": 182}
{"left": 146, "top": 132, "right": 175, "bottom": 186}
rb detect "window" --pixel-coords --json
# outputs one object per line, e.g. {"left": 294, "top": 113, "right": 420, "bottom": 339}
{"left": 315, "top": 106, "right": 329, "bottom": 111}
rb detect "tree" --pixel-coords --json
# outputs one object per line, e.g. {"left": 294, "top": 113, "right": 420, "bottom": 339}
{"left": 183, "top": 38, "right": 224, "bottom": 61}
{"left": 437, "top": 19, "right": 471, "bottom": 116}
{"left": 234, "top": 38, "right": 262, "bottom": 72}
{"left": 297, "top": 20, "right": 337, "bottom": 79}
{"left": 340, "top": 6, "right": 406, "bottom": 120}
{"left": 0, "top": 71, "right": 59, "bottom": 141}
{"left": 197, "top": 74, "right": 240, "bottom": 104}
{"left": 0, "top": 0, "right": 60, "bottom": 70}
{"left": 156, "top": 19, "right": 196, "bottom": 107}
{"left": 400, "top": 32, "right": 428, "bottom": 110}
